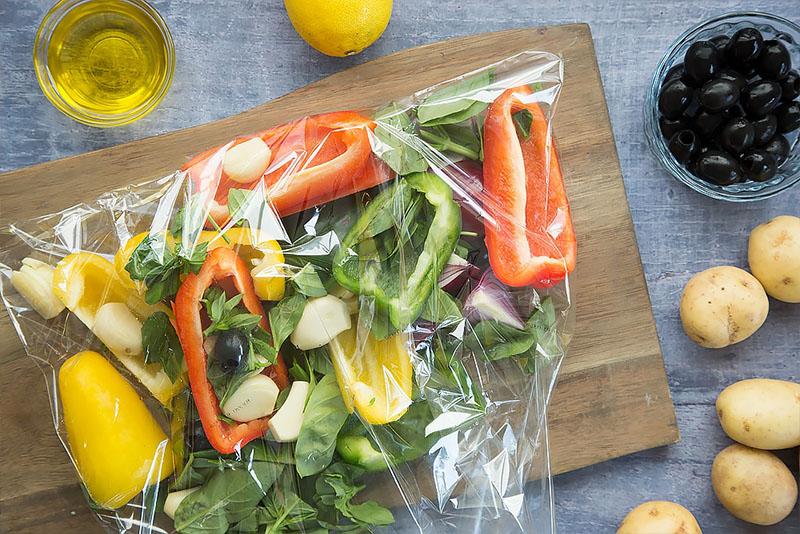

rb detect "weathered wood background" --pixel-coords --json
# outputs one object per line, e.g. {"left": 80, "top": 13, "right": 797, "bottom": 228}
{"left": 1, "top": 1, "right": 798, "bottom": 533}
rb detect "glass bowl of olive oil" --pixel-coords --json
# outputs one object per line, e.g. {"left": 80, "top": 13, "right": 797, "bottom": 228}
{"left": 34, "top": 0, "right": 175, "bottom": 127}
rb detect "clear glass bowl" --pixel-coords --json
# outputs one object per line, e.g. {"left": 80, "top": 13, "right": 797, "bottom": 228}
{"left": 33, "top": 0, "right": 175, "bottom": 128}
{"left": 645, "top": 12, "right": 800, "bottom": 201}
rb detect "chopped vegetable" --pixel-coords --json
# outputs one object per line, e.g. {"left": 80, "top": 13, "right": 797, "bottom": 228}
{"left": 329, "top": 326, "right": 413, "bottom": 425}
{"left": 58, "top": 351, "right": 174, "bottom": 509}
{"left": 289, "top": 294, "right": 352, "bottom": 350}
{"left": 269, "top": 380, "right": 310, "bottom": 442}
{"left": 463, "top": 272, "right": 525, "bottom": 329}
{"left": 9, "top": 257, "right": 64, "bottom": 319}
{"left": 482, "top": 85, "right": 577, "bottom": 287}
{"left": 174, "top": 247, "right": 289, "bottom": 454}
{"left": 220, "top": 374, "right": 279, "bottom": 423}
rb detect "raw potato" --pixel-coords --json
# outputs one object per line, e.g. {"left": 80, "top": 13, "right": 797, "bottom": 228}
{"left": 679, "top": 266, "right": 768, "bottom": 348}
{"left": 222, "top": 137, "right": 272, "bottom": 184}
{"left": 716, "top": 378, "right": 800, "bottom": 449}
{"left": 617, "top": 500, "right": 702, "bottom": 534}
{"left": 748, "top": 215, "right": 800, "bottom": 303}
{"left": 711, "top": 444, "right": 798, "bottom": 526}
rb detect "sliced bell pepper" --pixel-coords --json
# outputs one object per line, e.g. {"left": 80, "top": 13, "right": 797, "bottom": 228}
{"left": 332, "top": 171, "right": 461, "bottom": 333}
{"left": 329, "top": 326, "right": 413, "bottom": 425}
{"left": 183, "top": 112, "right": 392, "bottom": 226}
{"left": 482, "top": 85, "right": 577, "bottom": 288}
{"left": 52, "top": 252, "right": 181, "bottom": 405}
{"left": 173, "top": 247, "right": 289, "bottom": 454}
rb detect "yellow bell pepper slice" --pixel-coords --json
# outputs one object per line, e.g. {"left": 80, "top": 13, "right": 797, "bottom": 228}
{"left": 329, "top": 326, "right": 413, "bottom": 425}
{"left": 198, "top": 227, "right": 285, "bottom": 301}
{"left": 53, "top": 252, "right": 181, "bottom": 405}
{"left": 59, "top": 351, "right": 174, "bottom": 509}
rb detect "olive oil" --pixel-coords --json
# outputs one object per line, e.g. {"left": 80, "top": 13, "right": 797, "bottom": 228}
{"left": 35, "top": 0, "right": 173, "bottom": 125}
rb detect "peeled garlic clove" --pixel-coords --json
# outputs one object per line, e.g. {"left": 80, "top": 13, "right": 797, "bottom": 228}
{"left": 10, "top": 258, "right": 64, "bottom": 319}
{"left": 92, "top": 302, "right": 143, "bottom": 357}
{"left": 221, "top": 374, "right": 279, "bottom": 423}
{"left": 222, "top": 137, "right": 272, "bottom": 184}
{"left": 164, "top": 487, "right": 199, "bottom": 519}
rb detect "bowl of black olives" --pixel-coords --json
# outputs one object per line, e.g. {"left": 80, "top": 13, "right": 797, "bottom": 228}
{"left": 646, "top": 12, "right": 800, "bottom": 201}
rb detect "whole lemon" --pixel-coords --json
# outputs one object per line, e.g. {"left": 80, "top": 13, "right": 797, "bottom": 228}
{"left": 285, "top": 0, "right": 392, "bottom": 57}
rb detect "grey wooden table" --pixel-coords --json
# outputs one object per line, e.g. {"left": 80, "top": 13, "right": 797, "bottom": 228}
{"left": 1, "top": 1, "right": 799, "bottom": 533}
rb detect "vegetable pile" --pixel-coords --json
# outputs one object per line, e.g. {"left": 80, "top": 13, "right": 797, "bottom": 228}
{"left": 1, "top": 57, "right": 576, "bottom": 534}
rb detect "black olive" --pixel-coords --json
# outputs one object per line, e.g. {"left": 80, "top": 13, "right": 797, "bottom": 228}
{"left": 762, "top": 134, "right": 791, "bottom": 165}
{"left": 755, "top": 40, "right": 791, "bottom": 80}
{"left": 724, "top": 103, "right": 747, "bottom": 119}
{"left": 717, "top": 68, "right": 747, "bottom": 92}
{"left": 660, "top": 116, "right": 690, "bottom": 139}
{"left": 185, "top": 419, "right": 212, "bottom": 451}
{"left": 694, "top": 150, "right": 742, "bottom": 185}
{"left": 684, "top": 41, "right": 721, "bottom": 85}
{"left": 742, "top": 80, "right": 782, "bottom": 118}
{"left": 215, "top": 329, "right": 249, "bottom": 372}
{"left": 775, "top": 101, "right": 800, "bottom": 133}
{"left": 699, "top": 78, "right": 740, "bottom": 112}
{"left": 719, "top": 117, "right": 755, "bottom": 154}
{"left": 668, "top": 130, "right": 701, "bottom": 163}
{"left": 774, "top": 31, "right": 794, "bottom": 44}
{"left": 780, "top": 71, "right": 800, "bottom": 101}
{"left": 751, "top": 114, "right": 778, "bottom": 146}
{"left": 709, "top": 34, "right": 731, "bottom": 54}
{"left": 658, "top": 78, "right": 694, "bottom": 119}
{"left": 693, "top": 110, "right": 725, "bottom": 138}
{"left": 662, "top": 64, "right": 686, "bottom": 86}
{"left": 740, "top": 149, "right": 778, "bottom": 182}
{"left": 725, "top": 28, "right": 764, "bottom": 66}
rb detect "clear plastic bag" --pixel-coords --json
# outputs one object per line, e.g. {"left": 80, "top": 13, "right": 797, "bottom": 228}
{"left": 0, "top": 51, "right": 575, "bottom": 534}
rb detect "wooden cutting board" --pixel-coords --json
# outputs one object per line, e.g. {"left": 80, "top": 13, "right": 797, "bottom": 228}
{"left": 0, "top": 24, "right": 678, "bottom": 533}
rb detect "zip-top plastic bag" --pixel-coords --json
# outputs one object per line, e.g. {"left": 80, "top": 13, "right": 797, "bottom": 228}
{"left": 0, "top": 51, "right": 575, "bottom": 534}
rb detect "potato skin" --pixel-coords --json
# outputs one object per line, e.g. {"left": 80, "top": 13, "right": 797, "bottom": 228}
{"left": 617, "top": 500, "right": 702, "bottom": 534}
{"left": 680, "top": 266, "right": 768, "bottom": 348}
{"left": 717, "top": 379, "right": 800, "bottom": 449}
{"left": 748, "top": 215, "right": 800, "bottom": 303}
{"left": 711, "top": 444, "right": 798, "bottom": 526}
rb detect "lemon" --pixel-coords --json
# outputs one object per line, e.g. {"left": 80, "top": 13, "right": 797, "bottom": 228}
{"left": 285, "top": 0, "right": 392, "bottom": 57}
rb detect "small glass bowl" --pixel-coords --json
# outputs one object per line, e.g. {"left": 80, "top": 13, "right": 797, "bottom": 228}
{"left": 33, "top": 0, "right": 175, "bottom": 128}
{"left": 645, "top": 12, "right": 800, "bottom": 201}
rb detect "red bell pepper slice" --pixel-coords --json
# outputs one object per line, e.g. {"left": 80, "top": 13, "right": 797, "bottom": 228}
{"left": 482, "top": 86, "right": 577, "bottom": 288}
{"left": 174, "top": 247, "right": 289, "bottom": 454}
{"left": 183, "top": 111, "right": 391, "bottom": 226}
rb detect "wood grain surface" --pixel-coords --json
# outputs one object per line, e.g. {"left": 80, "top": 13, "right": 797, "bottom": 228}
{"left": 0, "top": 24, "right": 677, "bottom": 532}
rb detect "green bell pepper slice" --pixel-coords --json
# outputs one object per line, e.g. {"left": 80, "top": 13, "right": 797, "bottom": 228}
{"left": 332, "top": 172, "right": 461, "bottom": 333}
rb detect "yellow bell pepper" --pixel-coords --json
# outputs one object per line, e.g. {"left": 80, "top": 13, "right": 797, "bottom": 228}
{"left": 53, "top": 252, "right": 181, "bottom": 405}
{"left": 59, "top": 351, "right": 174, "bottom": 509}
{"left": 329, "top": 326, "right": 413, "bottom": 425}
{"left": 198, "top": 227, "right": 285, "bottom": 300}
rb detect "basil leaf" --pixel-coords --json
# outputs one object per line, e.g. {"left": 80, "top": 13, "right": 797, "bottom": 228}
{"left": 262, "top": 490, "right": 317, "bottom": 533}
{"left": 268, "top": 293, "right": 307, "bottom": 351}
{"left": 513, "top": 109, "right": 534, "bottom": 140}
{"left": 420, "top": 286, "right": 463, "bottom": 324}
{"left": 465, "top": 320, "right": 536, "bottom": 361}
{"left": 315, "top": 463, "right": 394, "bottom": 527}
{"left": 417, "top": 69, "right": 494, "bottom": 125}
{"left": 295, "top": 374, "right": 349, "bottom": 477}
{"left": 126, "top": 235, "right": 208, "bottom": 304}
{"left": 174, "top": 462, "right": 283, "bottom": 533}
{"left": 419, "top": 122, "right": 482, "bottom": 161}
{"left": 373, "top": 104, "right": 428, "bottom": 176}
{"left": 141, "top": 311, "right": 184, "bottom": 382}
{"left": 291, "top": 264, "right": 327, "bottom": 297}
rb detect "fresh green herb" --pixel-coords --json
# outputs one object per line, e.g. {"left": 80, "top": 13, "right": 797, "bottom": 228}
{"left": 262, "top": 491, "right": 318, "bottom": 533}
{"left": 417, "top": 69, "right": 494, "bottom": 125}
{"left": 315, "top": 463, "right": 394, "bottom": 528}
{"left": 125, "top": 234, "right": 208, "bottom": 304}
{"left": 268, "top": 293, "right": 306, "bottom": 351}
{"left": 173, "top": 461, "right": 283, "bottom": 534}
{"left": 141, "top": 311, "right": 183, "bottom": 382}
{"left": 373, "top": 103, "right": 428, "bottom": 176}
{"left": 419, "top": 122, "right": 482, "bottom": 160}
{"left": 420, "top": 286, "right": 463, "bottom": 324}
{"left": 291, "top": 264, "right": 327, "bottom": 297}
{"left": 513, "top": 109, "right": 534, "bottom": 140}
{"left": 202, "top": 289, "right": 263, "bottom": 337}
{"left": 295, "top": 374, "right": 349, "bottom": 477}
